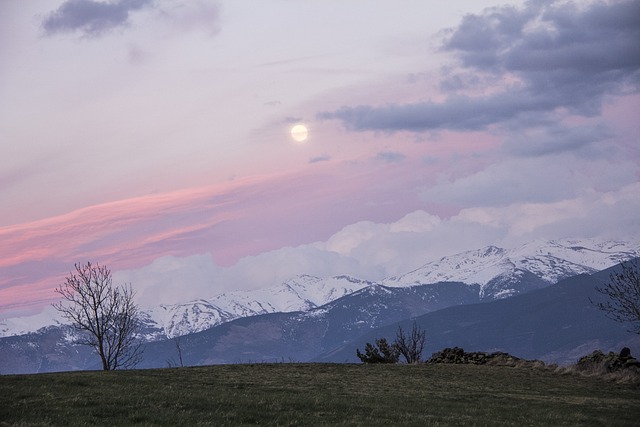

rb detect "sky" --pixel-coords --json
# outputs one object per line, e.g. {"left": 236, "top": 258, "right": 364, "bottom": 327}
{"left": 1, "top": 0, "right": 639, "bottom": 318}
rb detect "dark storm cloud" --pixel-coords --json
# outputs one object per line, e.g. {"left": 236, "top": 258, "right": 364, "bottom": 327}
{"left": 319, "top": 0, "right": 640, "bottom": 133}
{"left": 42, "top": 0, "right": 153, "bottom": 36}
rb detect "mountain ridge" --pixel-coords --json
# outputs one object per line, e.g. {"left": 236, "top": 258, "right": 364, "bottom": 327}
{"left": 315, "top": 263, "right": 640, "bottom": 365}
{"left": 1, "top": 237, "right": 638, "bottom": 340}
{"left": 2, "top": 257, "right": 639, "bottom": 373}
{"left": 383, "top": 238, "right": 638, "bottom": 294}
{"left": 138, "top": 237, "right": 640, "bottom": 338}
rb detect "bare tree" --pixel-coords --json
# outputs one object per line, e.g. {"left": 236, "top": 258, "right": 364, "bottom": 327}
{"left": 395, "top": 321, "right": 426, "bottom": 364}
{"left": 53, "top": 262, "right": 143, "bottom": 370}
{"left": 167, "top": 336, "right": 185, "bottom": 368}
{"left": 593, "top": 258, "right": 640, "bottom": 334}
{"left": 174, "top": 336, "right": 184, "bottom": 367}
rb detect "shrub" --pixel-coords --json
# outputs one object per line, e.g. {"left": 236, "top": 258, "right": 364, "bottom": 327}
{"left": 356, "top": 338, "right": 400, "bottom": 364}
{"left": 357, "top": 322, "right": 427, "bottom": 364}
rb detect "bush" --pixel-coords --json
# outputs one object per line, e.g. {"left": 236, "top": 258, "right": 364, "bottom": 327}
{"left": 356, "top": 338, "right": 400, "bottom": 364}
{"left": 357, "top": 322, "right": 426, "bottom": 364}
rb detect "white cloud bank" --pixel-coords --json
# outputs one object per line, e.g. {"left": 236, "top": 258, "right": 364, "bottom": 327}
{"left": 115, "top": 181, "right": 640, "bottom": 308}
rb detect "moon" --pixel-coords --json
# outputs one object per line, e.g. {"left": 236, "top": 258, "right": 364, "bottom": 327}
{"left": 291, "top": 124, "right": 308, "bottom": 142}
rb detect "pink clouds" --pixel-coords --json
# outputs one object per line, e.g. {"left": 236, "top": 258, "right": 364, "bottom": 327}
{"left": 110, "top": 183, "right": 640, "bottom": 310}
{"left": 0, "top": 162, "right": 430, "bottom": 316}
{"left": 2, "top": 0, "right": 639, "bottom": 324}
{"left": 0, "top": 174, "right": 259, "bottom": 314}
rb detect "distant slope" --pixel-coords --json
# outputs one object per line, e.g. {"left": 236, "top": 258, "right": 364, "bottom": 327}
{"left": 142, "top": 275, "right": 373, "bottom": 338}
{"left": 0, "top": 281, "right": 480, "bottom": 373}
{"left": 137, "top": 281, "right": 481, "bottom": 367}
{"left": 0, "top": 326, "right": 97, "bottom": 374}
{"left": 318, "top": 261, "right": 640, "bottom": 365}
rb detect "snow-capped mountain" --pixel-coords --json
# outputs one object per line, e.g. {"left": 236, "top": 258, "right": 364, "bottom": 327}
{"left": 142, "top": 274, "right": 373, "bottom": 338}
{"left": 0, "top": 274, "right": 373, "bottom": 340}
{"left": 0, "top": 306, "right": 66, "bottom": 338}
{"left": 2, "top": 238, "right": 638, "bottom": 340}
{"left": 141, "top": 300, "right": 235, "bottom": 340}
{"left": 212, "top": 274, "right": 372, "bottom": 316}
{"left": 2, "top": 238, "right": 640, "bottom": 373}
{"left": 120, "top": 237, "right": 640, "bottom": 337}
{"left": 383, "top": 238, "right": 640, "bottom": 299}
{"left": 4, "top": 261, "right": 639, "bottom": 374}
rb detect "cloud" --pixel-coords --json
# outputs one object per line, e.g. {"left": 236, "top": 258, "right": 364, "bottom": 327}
{"left": 0, "top": 175, "right": 279, "bottom": 314}
{"left": 0, "top": 163, "right": 428, "bottom": 316}
{"left": 114, "top": 246, "right": 371, "bottom": 307}
{"left": 420, "top": 155, "right": 637, "bottom": 208}
{"left": 502, "top": 123, "right": 613, "bottom": 158}
{"left": 126, "top": 43, "right": 150, "bottom": 64}
{"left": 3, "top": 161, "right": 639, "bottom": 314}
{"left": 376, "top": 151, "right": 406, "bottom": 164}
{"left": 155, "top": 0, "right": 220, "bottom": 36}
{"left": 319, "top": 0, "right": 640, "bottom": 134}
{"left": 42, "top": 0, "right": 154, "bottom": 36}
{"left": 114, "top": 181, "right": 640, "bottom": 308}
{"left": 284, "top": 116, "right": 304, "bottom": 123}
{"left": 319, "top": 91, "right": 559, "bottom": 132}
{"left": 453, "top": 183, "right": 640, "bottom": 242}
{"left": 309, "top": 155, "right": 331, "bottom": 164}
{"left": 444, "top": 0, "right": 640, "bottom": 101}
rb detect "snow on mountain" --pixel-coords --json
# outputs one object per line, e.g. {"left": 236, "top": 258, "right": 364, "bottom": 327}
{"left": 142, "top": 300, "right": 235, "bottom": 339}
{"left": 2, "top": 238, "right": 638, "bottom": 339}
{"left": 383, "top": 238, "right": 640, "bottom": 296}
{"left": 144, "top": 274, "right": 372, "bottom": 338}
{"left": 510, "top": 239, "right": 639, "bottom": 273}
{"left": 0, "top": 306, "right": 66, "bottom": 339}
{"left": 151, "top": 238, "right": 638, "bottom": 337}
{"left": 212, "top": 274, "right": 371, "bottom": 314}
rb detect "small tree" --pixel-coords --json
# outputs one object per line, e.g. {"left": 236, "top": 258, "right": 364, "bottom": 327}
{"left": 53, "top": 262, "right": 143, "bottom": 370}
{"left": 356, "top": 338, "right": 400, "bottom": 363}
{"left": 592, "top": 258, "right": 640, "bottom": 334}
{"left": 167, "top": 336, "right": 185, "bottom": 368}
{"left": 395, "top": 321, "right": 426, "bottom": 364}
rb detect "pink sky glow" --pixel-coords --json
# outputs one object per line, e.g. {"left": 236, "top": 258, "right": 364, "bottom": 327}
{"left": 1, "top": 0, "right": 639, "bottom": 318}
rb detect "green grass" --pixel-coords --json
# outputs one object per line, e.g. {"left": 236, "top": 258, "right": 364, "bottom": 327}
{"left": 1, "top": 363, "right": 639, "bottom": 426}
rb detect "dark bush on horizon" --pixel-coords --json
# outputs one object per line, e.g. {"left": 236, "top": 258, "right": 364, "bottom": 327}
{"left": 356, "top": 338, "right": 399, "bottom": 364}
{"left": 357, "top": 321, "right": 426, "bottom": 364}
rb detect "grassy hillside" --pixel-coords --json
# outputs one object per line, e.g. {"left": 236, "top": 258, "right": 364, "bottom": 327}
{"left": 1, "top": 363, "right": 638, "bottom": 426}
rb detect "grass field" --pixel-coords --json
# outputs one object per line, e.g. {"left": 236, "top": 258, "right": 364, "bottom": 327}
{"left": 1, "top": 363, "right": 639, "bottom": 426}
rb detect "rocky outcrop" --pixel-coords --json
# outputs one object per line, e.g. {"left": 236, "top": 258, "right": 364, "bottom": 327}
{"left": 576, "top": 347, "right": 640, "bottom": 372}
{"left": 426, "top": 347, "right": 544, "bottom": 367}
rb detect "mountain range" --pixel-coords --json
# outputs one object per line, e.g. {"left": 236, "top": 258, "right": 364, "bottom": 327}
{"left": 0, "top": 237, "right": 638, "bottom": 374}
{"left": 319, "top": 265, "right": 640, "bottom": 365}
{"left": 141, "top": 275, "right": 374, "bottom": 339}
{"left": 140, "top": 238, "right": 639, "bottom": 339}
